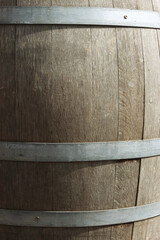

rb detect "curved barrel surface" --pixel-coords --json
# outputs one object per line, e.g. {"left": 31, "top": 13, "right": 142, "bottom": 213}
{"left": 0, "top": 0, "right": 160, "bottom": 240}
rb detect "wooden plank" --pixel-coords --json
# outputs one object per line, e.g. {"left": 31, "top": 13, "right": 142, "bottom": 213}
{"left": 88, "top": 0, "right": 118, "bottom": 142}
{"left": 15, "top": 1, "right": 54, "bottom": 239}
{"left": 0, "top": 0, "right": 119, "bottom": 240}
{"left": 0, "top": 0, "right": 53, "bottom": 239}
{"left": 110, "top": 0, "right": 145, "bottom": 239}
{"left": 132, "top": 0, "right": 160, "bottom": 239}
{"left": 0, "top": 0, "right": 17, "bottom": 142}
{"left": 51, "top": 0, "right": 117, "bottom": 239}
{"left": 0, "top": 0, "right": 16, "bottom": 4}
{"left": 81, "top": 0, "right": 118, "bottom": 239}
{"left": 0, "top": 1, "right": 17, "bottom": 239}
{"left": 1, "top": 1, "right": 155, "bottom": 240}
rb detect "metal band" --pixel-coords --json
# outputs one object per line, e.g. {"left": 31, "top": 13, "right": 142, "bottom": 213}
{"left": 0, "top": 138, "right": 160, "bottom": 162}
{"left": 0, "top": 7, "right": 160, "bottom": 29}
{"left": 0, "top": 202, "right": 160, "bottom": 227}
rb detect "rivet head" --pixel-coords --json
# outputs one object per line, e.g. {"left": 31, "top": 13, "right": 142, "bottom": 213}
{"left": 35, "top": 216, "right": 40, "bottom": 222}
{"left": 124, "top": 15, "right": 128, "bottom": 19}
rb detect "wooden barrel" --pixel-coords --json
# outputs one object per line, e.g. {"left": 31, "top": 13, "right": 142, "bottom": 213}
{"left": 0, "top": 0, "right": 160, "bottom": 239}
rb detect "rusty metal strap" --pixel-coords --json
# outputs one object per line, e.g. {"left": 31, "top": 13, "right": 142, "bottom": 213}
{"left": 0, "top": 202, "right": 160, "bottom": 227}
{"left": 0, "top": 7, "right": 160, "bottom": 29}
{"left": 0, "top": 138, "right": 160, "bottom": 162}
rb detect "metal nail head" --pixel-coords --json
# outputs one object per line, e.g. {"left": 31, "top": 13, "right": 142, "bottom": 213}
{"left": 35, "top": 216, "right": 40, "bottom": 223}
{"left": 124, "top": 15, "right": 128, "bottom": 19}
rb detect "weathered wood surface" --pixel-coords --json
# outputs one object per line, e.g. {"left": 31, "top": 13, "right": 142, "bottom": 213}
{"left": 0, "top": 0, "right": 159, "bottom": 240}
{"left": 0, "top": 0, "right": 17, "bottom": 239}
{"left": 132, "top": 0, "right": 160, "bottom": 239}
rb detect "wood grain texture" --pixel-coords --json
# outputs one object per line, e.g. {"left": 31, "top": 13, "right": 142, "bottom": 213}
{"left": 0, "top": 0, "right": 54, "bottom": 239}
{"left": 0, "top": 0, "right": 17, "bottom": 239}
{"left": 132, "top": 1, "right": 160, "bottom": 239}
{"left": 0, "top": 0, "right": 159, "bottom": 239}
{"left": 0, "top": 0, "right": 118, "bottom": 239}
{"left": 0, "top": 0, "right": 17, "bottom": 141}
{"left": 110, "top": 1, "right": 145, "bottom": 240}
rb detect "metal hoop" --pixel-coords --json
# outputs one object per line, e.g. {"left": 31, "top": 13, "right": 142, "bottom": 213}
{"left": 0, "top": 202, "right": 160, "bottom": 227}
{"left": 0, "top": 138, "right": 160, "bottom": 162}
{"left": 0, "top": 7, "right": 160, "bottom": 29}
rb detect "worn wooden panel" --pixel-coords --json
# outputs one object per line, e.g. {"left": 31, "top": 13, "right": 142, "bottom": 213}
{"left": 0, "top": 1, "right": 159, "bottom": 240}
{"left": 88, "top": 0, "right": 118, "bottom": 142}
{"left": 50, "top": 0, "right": 118, "bottom": 238}
{"left": 132, "top": 1, "right": 160, "bottom": 239}
{"left": 0, "top": 0, "right": 17, "bottom": 239}
{"left": 110, "top": 1, "right": 145, "bottom": 240}
{"left": 0, "top": 0, "right": 54, "bottom": 239}
{"left": 51, "top": 0, "right": 118, "bottom": 239}
{"left": 0, "top": 0, "right": 16, "bottom": 5}
{"left": 0, "top": 0, "right": 16, "bottom": 141}
{"left": 0, "top": 0, "right": 118, "bottom": 239}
